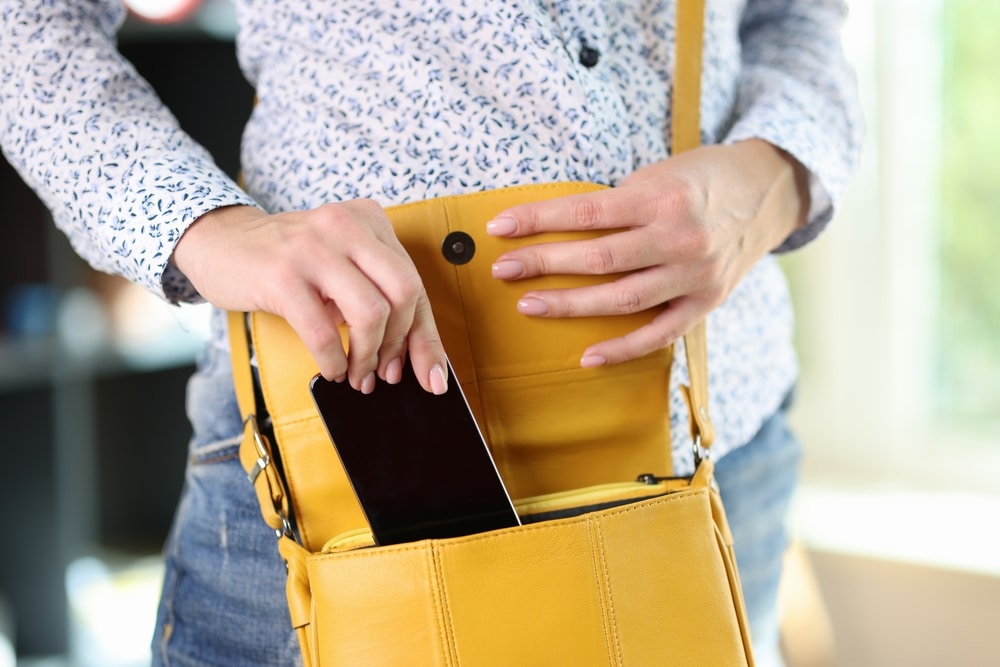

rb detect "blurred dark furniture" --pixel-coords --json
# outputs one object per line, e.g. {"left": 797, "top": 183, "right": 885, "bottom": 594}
{"left": 0, "top": 21, "right": 253, "bottom": 657}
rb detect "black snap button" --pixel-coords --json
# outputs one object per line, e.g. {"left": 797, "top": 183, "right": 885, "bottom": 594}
{"left": 442, "top": 231, "right": 475, "bottom": 265}
{"left": 579, "top": 46, "right": 600, "bottom": 68}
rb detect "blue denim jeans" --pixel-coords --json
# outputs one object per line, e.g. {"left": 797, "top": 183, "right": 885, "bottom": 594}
{"left": 714, "top": 392, "right": 802, "bottom": 667}
{"left": 152, "top": 342, "right": 800, "bottom": 666}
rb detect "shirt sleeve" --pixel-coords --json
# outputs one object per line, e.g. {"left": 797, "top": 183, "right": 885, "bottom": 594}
{"left": 0, "top": 0, "right": 260, "bottom": 302}
{"left": 721, "top": 0, "right": 865, "bottom": 252}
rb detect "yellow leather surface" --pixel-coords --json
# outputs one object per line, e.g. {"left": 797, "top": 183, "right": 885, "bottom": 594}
{"left": 296, "top": 464, "right": 750, "bottom": 666}
{"left": 249, "top": 182, "right": 674, "bottom": 550}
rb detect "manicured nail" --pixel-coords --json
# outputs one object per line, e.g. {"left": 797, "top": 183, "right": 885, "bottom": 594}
{"left": 517, "top": 296, "right": 549, "bottom": 316}
{"left": 361, "top": 372, "right": 376, "bottom": 395}
{"left": 486, "top": 216, "right": 517, "bottom": 236}
{"left": 492, "top": 259, "right": 524, "bottom": 280}
{"left": 385, "top": 357, "right": 403, "bottom": 385}
{"left": 430, "top": 363, "right": 448, "bottom": 395}
{"left": 581, "top": 354, "right": 608, "bottom": 368}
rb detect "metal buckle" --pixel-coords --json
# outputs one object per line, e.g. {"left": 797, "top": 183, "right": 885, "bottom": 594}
{"left": 692, "top": 434, "right": 710, "bottom": 467}
{"left": 244, "top": 415, "right": 297, "bottom": 542}
{"left": 276, "top": 514, "right": 295, "bottom": 541}
{"left": 245, "top": 415, "right": 270, "bottom": 484}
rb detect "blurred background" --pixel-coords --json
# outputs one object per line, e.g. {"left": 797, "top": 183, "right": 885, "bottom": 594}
{"left": 0, "top": 0, "right": 997, "bottom": 665}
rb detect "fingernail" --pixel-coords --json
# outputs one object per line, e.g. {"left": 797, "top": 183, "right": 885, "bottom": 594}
{"left": 486, "top": 216, "right": 517, "bottom": 236}
{"left": 491, "top": 259, "right": 524, "bottom": 280}
{"left": 581, "top": 354, "right": 608, "bottom": 368}
{"left": 385, "top": 357, "right": 403, "bottom": 384}
{"left": 361, "top": 372, "right": 376, "bottom": 395}
{"left": 430, "top": 363, "right": 448, "bottom": 395}
{"left": 334, "top": 373, "right": 347, "bottom": 383}
{"left": 517, "top": 296, "right": 549, "bottom": 316}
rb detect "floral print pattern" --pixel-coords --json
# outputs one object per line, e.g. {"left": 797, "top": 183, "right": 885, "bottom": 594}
{"left": 0, "top": 0, "right": 862, "bottom": 465}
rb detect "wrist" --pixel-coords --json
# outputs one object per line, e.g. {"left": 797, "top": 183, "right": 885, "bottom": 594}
{"left": 170, "top": 204, "right": 267, "bottom": 285}
{"left": 734, "top": 139, "right": 811, "bottom": 250}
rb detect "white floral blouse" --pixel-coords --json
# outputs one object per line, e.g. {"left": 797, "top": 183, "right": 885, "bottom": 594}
{"left": 0, "top": 0, "right": 863, "bottom": 468}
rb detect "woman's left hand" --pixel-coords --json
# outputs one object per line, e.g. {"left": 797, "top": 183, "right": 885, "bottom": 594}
{"left": 487, "top": 139, "right": 810, "bottom": 367}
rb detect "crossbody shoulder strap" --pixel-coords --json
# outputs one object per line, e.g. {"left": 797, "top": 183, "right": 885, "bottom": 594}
{"left": 672, "top": 0, "right": 715, "bottom": 451}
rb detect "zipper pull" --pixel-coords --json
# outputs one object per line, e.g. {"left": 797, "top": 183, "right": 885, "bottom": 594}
{"left": 636, "top": 472, "right": 691, "bottom": 485}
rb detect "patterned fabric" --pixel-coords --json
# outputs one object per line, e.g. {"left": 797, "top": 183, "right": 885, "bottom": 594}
{"left": 0, "top": 0, "right": 862, "bottom": 467}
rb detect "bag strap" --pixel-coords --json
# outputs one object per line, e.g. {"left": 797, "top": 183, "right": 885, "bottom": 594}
{"left": 672, "top": 0, "right": 715, "bottom": 452}
{"left": 231, "top": 310, "right": 294, "bottom": 536}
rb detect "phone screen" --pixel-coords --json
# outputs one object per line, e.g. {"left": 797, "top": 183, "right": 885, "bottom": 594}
{"left": 309, "top": 359, "right": 520, "bottom": 545}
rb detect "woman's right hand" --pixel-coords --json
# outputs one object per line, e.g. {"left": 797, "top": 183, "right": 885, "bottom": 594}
{"left": 170, "top": 201, "right": 448, "bottom": 395}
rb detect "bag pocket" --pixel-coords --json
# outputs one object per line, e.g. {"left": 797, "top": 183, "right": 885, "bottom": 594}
{"left": 303, "top": 475, "right": 750, "bottom": 667}
{"left": 320, "top": 477, "right": 691, "bottom": 553}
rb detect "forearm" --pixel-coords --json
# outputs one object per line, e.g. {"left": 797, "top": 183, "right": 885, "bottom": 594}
{"left": 0, "top": 0, "right": 257, "bottom": 302}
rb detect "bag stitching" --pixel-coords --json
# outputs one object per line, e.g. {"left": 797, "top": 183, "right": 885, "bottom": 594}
{"left": 429, "top": 543, "right": 459, "bottom": 666}
{"left": 310, "top": 489, "right": 708, "bottom": 562}
{"left": 262, "top": 349, "right": 664, "bottom": 429}
{"left": 593, "top": 519, "right": 623, "bottom": 665}
{"left": 586, "top": 518, "right": 617, "bottom": 665}
{"left": 424, "top": 548, "right": 454, "bottom": 664}
{"left": 384, "top": 182, "right": 606, "bottom": 216}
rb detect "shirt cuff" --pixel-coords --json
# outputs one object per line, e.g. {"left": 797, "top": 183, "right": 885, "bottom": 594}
{"left": 117, "top": 155, "right": 261, "bottom": 304}
{"left": 722, "top": 76, "right": 862, "bottom": 253}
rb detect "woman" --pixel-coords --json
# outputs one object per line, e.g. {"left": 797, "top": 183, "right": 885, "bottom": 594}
{"left": 0, "top": 1, "right": 862, "bottom": 664}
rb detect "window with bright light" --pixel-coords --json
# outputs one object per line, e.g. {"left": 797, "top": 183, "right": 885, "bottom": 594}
{"left": 782, "top": 0, "right": 1000, "bottom": 572}
{"left": 784, "top": 0, "right": 1000, "bottom": 485}
{"left": 936, "top": 1, "right": 1000, "bottom": 431}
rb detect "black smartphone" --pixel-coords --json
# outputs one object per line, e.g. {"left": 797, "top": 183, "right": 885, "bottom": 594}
{"left": 309, "top": 359, "right": 521, "bottom": 545}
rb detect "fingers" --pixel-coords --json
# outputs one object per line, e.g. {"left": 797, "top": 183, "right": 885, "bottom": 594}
{"left": 403, "top": 293, "right": 449, "bottom": 395}
{"left": 342, "top": 240, "right": 421, "bottom": 390}
{"left": 337, "top": 206, "right": 447, "bottom": 393}
{"left": 174, "top": 201, "right": 447, "bottom": 392}
{"left": 487, "top": 186, "right": 706, "bottom": 283}
{"left": 487, "top": 187, "right": 655, "bottom": 237}
{"left": 579, "top": 296, "right": 708, "bottom": 368}
{"left": 279, "top": 253, "right": 395, "bottom": 389}
{"left": 483, "top": 177, "right": 721, "bottom": 368}
{"left": 510, "top": 264, "right": 692, "bottom": 319}
{"left": 279, "top": 286, "right": 349, "bottom": 383}
{"left": 255, "top": 201, "right": 447, "bottom": 394}
{"left": 491, "top": 228, "right": 672, "bottom": 281}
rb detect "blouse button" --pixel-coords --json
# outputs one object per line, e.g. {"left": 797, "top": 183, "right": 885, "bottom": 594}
{"left": 579, "top": 46, "right": 601, "bottom": 68}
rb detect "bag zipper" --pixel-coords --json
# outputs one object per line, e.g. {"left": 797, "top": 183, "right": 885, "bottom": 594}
{"left": 514, "top": 475, "right": 690, "bottom": 516}
{"left": 321, "top": 474, "right": 693, "bottom": 553}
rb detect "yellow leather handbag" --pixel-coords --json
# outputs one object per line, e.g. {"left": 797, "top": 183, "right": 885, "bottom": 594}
{"left": 228, "top": 1, "right": 755, "bottom": 663}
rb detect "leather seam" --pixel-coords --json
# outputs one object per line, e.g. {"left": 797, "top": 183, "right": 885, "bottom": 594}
{"left": 442, "top": 195, "right": 503, "bottom": 469}
{"left": 471, "top": 352, "right": 668, "bottom": 384}
{"left": 267, "top": 353, "right": 665, "bottom": 429}
{"left": 384, "top": 182, "right": 607, "bottom": 216}
{"left": 587, "top": 518, "right": 617, "bottom": 665}
{"left": 442, "top": 195, "right": 485, "bottom": 412}
{"left": 310, "top": 490, "right": 707, "bottom": 562}
{"left": 593, "top": 519, "right": 623, "bottom": 665}
{"left": 429, "top": 543, "right": 459, "bottom": 666}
